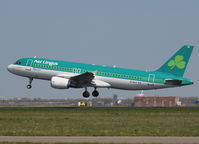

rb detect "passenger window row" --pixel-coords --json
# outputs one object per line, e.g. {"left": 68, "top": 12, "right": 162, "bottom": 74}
{"left": 33, "top": 64, "right": 142, "bottom": 80}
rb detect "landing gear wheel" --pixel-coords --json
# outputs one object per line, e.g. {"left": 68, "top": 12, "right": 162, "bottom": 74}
{"left": 92, "top": 90, "right": 99, "bottom": 97}
{"left": 27, "top": 78, "right": 33, "bottom": 89}
{"left": 27, "top": 84, "right": 32, "bottom": 89}
{"left": 83, "top": 91, "right": 90, "bottom": 98}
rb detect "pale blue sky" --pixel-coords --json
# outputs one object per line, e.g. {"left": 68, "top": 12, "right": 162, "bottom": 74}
{"left": 0, "top": 0, "right": 198, "bottom": 99}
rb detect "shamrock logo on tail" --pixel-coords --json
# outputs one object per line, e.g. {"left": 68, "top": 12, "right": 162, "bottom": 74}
{"left": 168, "top": 55, "right": 186, "bottom": 70}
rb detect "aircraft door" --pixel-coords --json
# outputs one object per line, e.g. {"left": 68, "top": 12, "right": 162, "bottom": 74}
{"left": 26, "top": 59, "right": 33, "bottom": 71}
{"left": 26, "top": 59, "right": 33, "bottom": 67}
{"left": 148, "top": 74, "right": 155, "bottom": 86}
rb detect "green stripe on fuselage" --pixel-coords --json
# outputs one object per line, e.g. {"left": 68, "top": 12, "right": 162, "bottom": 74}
{"left": 13, "top": 58, "right": 193, "bottom": 85}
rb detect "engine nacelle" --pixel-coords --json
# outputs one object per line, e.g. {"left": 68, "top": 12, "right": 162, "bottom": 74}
{"left": 50, "top": 76, "right": 70, "bottom": 89}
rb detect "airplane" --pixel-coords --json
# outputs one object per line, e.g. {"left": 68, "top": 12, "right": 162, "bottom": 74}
{"left": 7, "top": 45, "right": 194, "bottom": 98}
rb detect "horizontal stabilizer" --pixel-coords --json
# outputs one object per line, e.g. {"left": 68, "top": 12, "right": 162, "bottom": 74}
{"left": 165, "top": 79, "right": 182, "bottom": 85}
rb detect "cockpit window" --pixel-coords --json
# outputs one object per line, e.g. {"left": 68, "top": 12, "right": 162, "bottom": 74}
{"left": 15, "top": 61, "right": 21, "bottom": 65}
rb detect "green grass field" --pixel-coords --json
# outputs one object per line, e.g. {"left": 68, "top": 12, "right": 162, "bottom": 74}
{"left": 0, "top": 108, "right": 199, "bottom": 136}
{"left": 0, "top": 142, "right": 113, "bottom": 144}
{"left": 0, "top": 143, "right": 115, "bottom": 144}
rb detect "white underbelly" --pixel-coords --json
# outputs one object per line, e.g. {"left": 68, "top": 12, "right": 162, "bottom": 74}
{"left": 96, "top": 76, "right": 173, "bottom": 90}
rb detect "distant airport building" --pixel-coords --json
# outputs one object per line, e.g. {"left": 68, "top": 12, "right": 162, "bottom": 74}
{"left": 134, "top": 96, "right": 181, "bottom": 107}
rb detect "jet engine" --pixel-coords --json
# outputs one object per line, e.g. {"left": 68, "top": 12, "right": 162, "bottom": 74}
{"left": 50, "top": 76, "right": 70, "bottom": 89}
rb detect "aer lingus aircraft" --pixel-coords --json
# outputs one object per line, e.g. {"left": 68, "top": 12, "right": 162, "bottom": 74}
{"left": 8, "top": 45, "right": 194, "bottom": 98}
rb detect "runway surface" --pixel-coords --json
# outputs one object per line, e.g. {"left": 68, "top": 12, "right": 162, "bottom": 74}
{"left": 0, "top": 136, "right": 199, "bottom": 144}
{"left": 0, "top": 106, "right": 199, "bottom": 110}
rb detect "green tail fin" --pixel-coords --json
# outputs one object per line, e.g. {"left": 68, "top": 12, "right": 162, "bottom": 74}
{"left": 156, "top": 45, "right": 194, "bottom": 77}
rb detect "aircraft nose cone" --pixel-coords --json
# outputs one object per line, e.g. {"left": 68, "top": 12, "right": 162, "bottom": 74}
{"left": 7, "top": 64, "right": 13, "bottom": 73}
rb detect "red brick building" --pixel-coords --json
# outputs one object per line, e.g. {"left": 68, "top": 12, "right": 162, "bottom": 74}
{"left": 134, "top": 96, "right": 180, "bottom": 107}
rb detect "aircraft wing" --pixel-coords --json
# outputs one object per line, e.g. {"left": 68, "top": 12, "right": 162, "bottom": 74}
{"left": 56, "top": 71, "right": 110, "bottom": 88}
{"left": 69, "top": 72, "right": 95, "bottom": 88}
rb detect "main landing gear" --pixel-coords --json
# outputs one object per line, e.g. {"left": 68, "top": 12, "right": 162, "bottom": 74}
{"left": 27, "top": 78, "right": 33, "bottom": 89}
{"left": 92, "top": 88, "right": 99, "bottom": 97}
{"left": 83, "top": 88, "right": 99, "bottom": 98}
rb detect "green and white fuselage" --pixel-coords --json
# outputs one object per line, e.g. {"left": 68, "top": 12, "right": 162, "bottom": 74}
{"left": 7, "top": 45, "right": 194, "bottom": 97}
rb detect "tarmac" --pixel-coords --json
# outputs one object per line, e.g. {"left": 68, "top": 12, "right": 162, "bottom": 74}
{"left": 0, "top": 136, "right": 199, "bottom": 143}
{"left": 0, "top": 106, "right": 199, "bottom": 110}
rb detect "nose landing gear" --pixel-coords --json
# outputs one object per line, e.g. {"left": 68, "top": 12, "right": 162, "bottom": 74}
{"left": 27, "top": 84, "right": 32, "bottom": 89}
{"left": 27, "top": 78, "right": 33, "bottom": 89}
